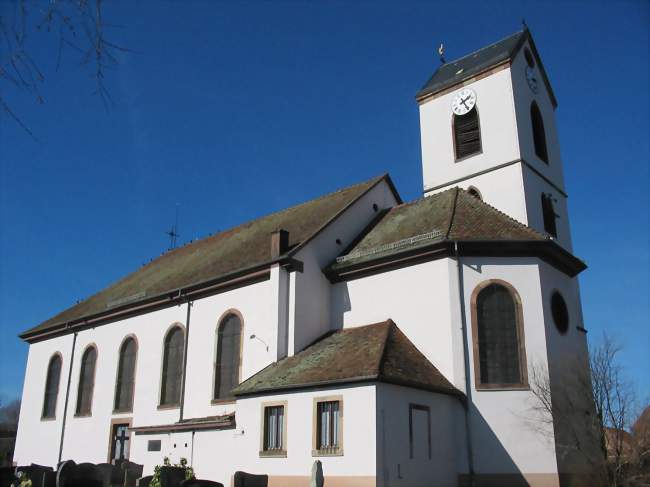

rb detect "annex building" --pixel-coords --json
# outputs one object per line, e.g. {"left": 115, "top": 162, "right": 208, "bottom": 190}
{"left": 14, "top": 28, "right": 601, "bottom": 486}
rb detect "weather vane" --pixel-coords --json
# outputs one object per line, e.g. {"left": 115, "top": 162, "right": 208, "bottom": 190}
{"left": 438, "top": 43, "right": 446, "bottom": 64}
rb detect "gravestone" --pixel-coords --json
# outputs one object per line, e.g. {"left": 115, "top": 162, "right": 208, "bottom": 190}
{"left": 121, "top": 461, "right": 144, "bottom": 487}
{"left": 135, "top": 476, "right": 152, "bottom": 487}
{"left": 179, "top": 480, "right": 224, "bottom": 487}
{"left": 14, "top": 464, "right": 53, "bottom": 487}
{"left": 158, "top": 467, "right": 186, "bottom": 487}
{"left": 233, "top": 471, "right": 268, "bottom": 487}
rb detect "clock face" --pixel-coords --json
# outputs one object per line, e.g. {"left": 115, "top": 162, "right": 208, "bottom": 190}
{"left": 451, "top": 88, "right": 477, "bottom": 116}
{"left": 526, "top": 66, "right": 538, "bottom": 93}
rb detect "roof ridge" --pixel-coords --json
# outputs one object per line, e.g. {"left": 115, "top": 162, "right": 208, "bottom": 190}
{"left": 455, "top": 187, "right": 549, "bottom": 240}
{"left": 375, "top": 320, "right": 394, "bottom": 377}
{"left": 443, "top": 29, "right": 525, "bottom": 68}
{"left": 445, "top": 187, "right": 460, "bottom": 239}
{"left": 386, "top": 186, "right": 458, "bottom": 213}
{"left": 163, "top": 173, "right": 387, "bottom": 257}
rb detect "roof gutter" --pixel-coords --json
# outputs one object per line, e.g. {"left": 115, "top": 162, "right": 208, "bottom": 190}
{"left": 20, "top": 256, "right": 303, "bottom": 343}
{"left": 325, "top": 239, "right": 586, "bottom": 283}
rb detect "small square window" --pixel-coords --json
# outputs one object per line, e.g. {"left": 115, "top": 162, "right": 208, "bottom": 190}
{"left": 260, "top": 402, "right": 287, "bottom": 457}
{"left": 313, "top": 396, "right": 343, "bottom": 456}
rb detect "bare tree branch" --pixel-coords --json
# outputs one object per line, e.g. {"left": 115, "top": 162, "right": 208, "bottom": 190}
{"left": 0, "top": 0, "right": 127, "bottom": 137}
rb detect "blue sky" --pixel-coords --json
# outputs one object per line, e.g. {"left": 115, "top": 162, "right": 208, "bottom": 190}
{"left": 0, "top": 1, "right": 648, "bottom": 404}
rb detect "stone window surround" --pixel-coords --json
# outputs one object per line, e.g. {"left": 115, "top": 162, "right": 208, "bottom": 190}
{"left": 41, "top": 352, "right": 63, "bottom": 421}
{"left": 312, "top": 395, "right": 344, "bottom": 457}
{"left": 470, "top": 279, "right": 529, "bottom": 391}
{"left": 259, "top": 400, "right": 288, "bottom": 458}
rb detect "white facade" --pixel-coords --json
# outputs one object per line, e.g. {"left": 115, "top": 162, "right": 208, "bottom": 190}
{"left": 419, "top": 38, "right": 573, "bottom": 251}
{"left": 14, "top": 30, "right": 596, "bottom": 487}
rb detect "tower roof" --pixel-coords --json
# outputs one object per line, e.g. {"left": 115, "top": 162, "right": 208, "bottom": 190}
{"left": 416, "top": 28, "right": 557, "bottom": 107}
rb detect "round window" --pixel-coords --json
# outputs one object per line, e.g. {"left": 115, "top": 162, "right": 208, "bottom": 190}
{"left": 551, "top": 291, "right": 569, "bottom": 334}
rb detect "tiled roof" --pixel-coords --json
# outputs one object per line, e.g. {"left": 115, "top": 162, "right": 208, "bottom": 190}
{"left": 417, "top": 30, "right": 526, "bottom": 100}
{"left": 331, "top": 187, "right": 546, "bottom": 269}
{"left": 20, "top": 175, "right": 394, "bottom": 340}
{"left": 232, "top": 320, "right": 462, "bottom": 397}
{"left": 416, "top": 28, "right": 557, "bottom": 107}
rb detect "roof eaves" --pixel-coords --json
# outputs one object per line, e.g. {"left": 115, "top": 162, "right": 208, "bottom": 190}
{"left": 233, "top": 375, "right": 381, "bottom": 397}
{"left": 19, "top": 260, "right": 276, "bottom": 342}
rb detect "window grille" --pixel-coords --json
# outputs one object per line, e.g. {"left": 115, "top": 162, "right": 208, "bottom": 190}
{"left": 316, "top": 401, "right": 340, "bottom": 451}
{"left": 263, "top": 406, "right": 284, "bottom": 451}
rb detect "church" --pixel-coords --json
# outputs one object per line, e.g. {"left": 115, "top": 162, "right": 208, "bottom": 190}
{"left": 14, "top": 28, "right": 601, "bottom": 486}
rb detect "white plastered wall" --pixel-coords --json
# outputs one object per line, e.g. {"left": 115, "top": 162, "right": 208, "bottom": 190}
{"left": 182, "top": 279, "right": 274, "bottom": 420}
{"left": 537, "top": 262, "right": 600, "bottom": 475}
{"left": 14, "top": 333, "right": 74, "bottom": 467}
{"left": 14, "top": 277, "right": 275, "bottom": 467}
{"left": 510, "top": 41, "right": 573, "bottom": 251}
{"left": 290, "top": 180, "right": 398, "bottom": 356}
{"left": 419, "top": 66, "right": 521, "bottom": 194}
{"left": 131, "top": 385, "right": 378, "bottom": 485}
{"left": 459, "top": 257, "right": 558, "bottom": 477}
{"left": 331, "top": 259, "right": 462, "bottom": 389}
{"left": 375, "top": 384, "right": 466, "bottom": 487}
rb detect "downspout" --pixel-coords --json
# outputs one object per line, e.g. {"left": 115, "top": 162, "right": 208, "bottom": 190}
{"left": 58, "top": 329, "right": 78, "bottom": 464}
{"left": 179, "top": 300, "right": 193, "bottom": 422}
{"left": 454, "top": 241, "right": 476, "bottom": 484}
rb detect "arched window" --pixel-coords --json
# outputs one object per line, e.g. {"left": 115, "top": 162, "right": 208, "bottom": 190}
{"left": 76, "top": 346, "right": 97, "bottom": 416}
{"left": 42, "top": 354, "right": 62, "bottom": 419}
{"left": 214, "top": 313, "right": 242, "bottom": 400}
{"left": 160, "top": 326, "right": 184, "bottom": 406}
{"left": 114, "top": 337, "right": 137, "bottom": 412}
{"left": 531, "top": 102, "right": 548, "bottom": 163}
{"left": 541, "top": 193, "right": 558, "bottom": 238}
{"left": 454, "top": 107, "right": 481, "bottom": 160}
{"left": 472, "top": 282, "right": 527, "bottom": 388}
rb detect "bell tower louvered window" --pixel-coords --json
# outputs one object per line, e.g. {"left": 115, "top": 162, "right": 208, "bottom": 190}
{"left": 160, "top": 326, "right": 184, "bottom": 406}
{"left": 76, "top": 346, "right": 97, "bottom": 416}
{"left": 42, "top": 354, "right": 62, "bottom": 419}
{"left": 474, "top": 282, "right": 527, "bottom": 388}
{"left": 541, "top": 193, "right": 558, "bottom": 238}
{"left": 453, "top": 107, "right": 481, "bottom": 160}
{"left": 114, "top": 337, "right": 137, "bottom": 412}
{"left": 214, "top": 313, "right": 242, "bottom": 400}
{"left": 531, "top": 102, "right": 548, "bottom": 163}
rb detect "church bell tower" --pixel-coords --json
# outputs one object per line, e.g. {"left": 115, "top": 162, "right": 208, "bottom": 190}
{"left": 416, "top": 29, "right": 573, "bottom": 251}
